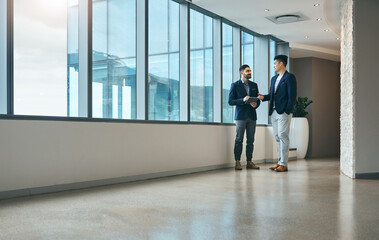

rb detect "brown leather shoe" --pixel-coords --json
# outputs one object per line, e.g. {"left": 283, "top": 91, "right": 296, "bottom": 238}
{"left": 246, "top": 161, "right": 260, "bottom": 170}
{"left": 275, "top": 165, "right": 288, "bottom": 172}
{"left": 270, "top": 164, "right": 280, "bottom": 170}
{"left": 235, "top": 161, "right": 242, "bottom": 170}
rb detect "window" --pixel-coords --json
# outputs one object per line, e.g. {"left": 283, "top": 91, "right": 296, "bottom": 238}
{"left": 0, "top": 0, "right": 6, "bottom": 114}
{"left": 270, "top": 39, "right": 276, "bottom": 79}
{"left": 68, "top": 1, "right": 79, "bottom": 117}
{"left": 148, "top": 0, "right": 179, "bottom": 121}
{"left": 222, "top": 23, "right": 233, "bottom": 123}
{"left": 5, "top": 0, "right": 288, "bottom": 124}
{"left": 190, "top": 9, "right": 213, "bottom": 122}
{"left": 13, "top": 0, "right": 77, "bottom": 116}
{"left": 241, "top": 31, "right": 254, "bottom": 76}
{"left": 92, "top": 0, "right": 136, "bottom": 119}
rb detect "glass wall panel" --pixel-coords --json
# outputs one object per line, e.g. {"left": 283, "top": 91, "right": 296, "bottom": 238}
{"left": 10, "top": 0, "right": 284, "bottom": 123}
{"left": 68, "top": 1, "right": 79, "bottom": 116}
{"left": 242, "top": 31, "right": 254, "bottom": 76}
{"left": 14, "top": 0, "right": 78, "bottom": 116}
{"left": 148, "top": 0, "right": 179, "bottom": 121}
{"left": 222, "top": 23, "right": 233, "bottom": 123}
{"left": 190, "top": 9, "right": 213, "bottom": 122}
{"left": 92, "top": 0, "right": 136, "bottom": 119}
{"left": 270, "top": 39, "right": 277, "bottom": 79}
{"left": 253, "top": 35, "right": 269, "bottom": 125}
{"left": 0, "top": 0, "right": 6, "bottom": 114}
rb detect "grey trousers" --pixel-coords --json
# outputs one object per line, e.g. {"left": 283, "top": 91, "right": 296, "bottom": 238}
{"left": 234, "top": 118, "right": 256, "bottom": 161}
{"left": 271, "top": 110, "right": 292, "bottom": 167}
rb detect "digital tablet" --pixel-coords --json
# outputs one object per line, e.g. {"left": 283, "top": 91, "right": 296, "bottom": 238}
{"left": 245, "top": 97, "right": 259, "bottom": 104}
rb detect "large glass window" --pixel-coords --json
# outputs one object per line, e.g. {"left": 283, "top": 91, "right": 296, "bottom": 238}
{"left": 92, "top": 0, "right": 136, "bottom": 119}
{"left": 241, "top": 31, "right": 254, "bottom": 76}
{"left": 0, "top": 0, "right": 6, "bottom": 114}
{"left": 148, "top": 0, "right": 179, "bottom": 121}
{"left": 270, "top": 39, "right": 277, "bottom": 79}
{"left": 67, "top": 1, "right": 79, "bottom": 117}
{"left": 222, "top": 23, "right": 233, "bottom": 123}
{"left": 190, "top": 9, "right": 213, "bottom": 122}
{"left": 13, "top": 0, "right": 78, "bottom": 116}
{"left": 8, "top": 0, "right": 286, "bottom": 124}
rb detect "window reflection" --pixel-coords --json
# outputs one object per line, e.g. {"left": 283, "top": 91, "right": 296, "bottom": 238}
{"left": 242, "top": 31, "right": 254, "bottom": 76}
{"left": 148, "top": 0, "right": 180, "bottom": 121}
{"left": 92, "top": 0, "right": 136, "bottom": 119}
{"left": 222, "top": 23, "right": 233, "bottom": 123}
{"left": 190, "top": 9, "right": 213, "bottom": 122}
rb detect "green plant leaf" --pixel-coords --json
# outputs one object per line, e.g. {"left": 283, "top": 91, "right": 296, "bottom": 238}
{"left": 293, "top": 97, "right": 313, "bottom": 117}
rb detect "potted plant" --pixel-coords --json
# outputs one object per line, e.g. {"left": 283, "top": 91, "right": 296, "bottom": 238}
{"left": 289, "top": 97, "right": 313, "bottom": 159}
{"left": 293, "top": 97, "right": 313, "bottom": 118}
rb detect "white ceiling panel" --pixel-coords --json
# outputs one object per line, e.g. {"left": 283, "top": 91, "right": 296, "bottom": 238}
{"left": 191, "top": 0, "right": 341, "bottom": 61}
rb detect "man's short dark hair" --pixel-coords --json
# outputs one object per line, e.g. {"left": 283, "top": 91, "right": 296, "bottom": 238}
{"left": 239, "top": 64, "right": 250, "bottom": 72}
{"left": 274, "top": 55, "right": 288, "bottom": 67}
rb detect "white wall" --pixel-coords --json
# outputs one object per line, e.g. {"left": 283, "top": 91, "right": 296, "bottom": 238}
{"left": 354, "top": 0, "right": 379, "bottom": 175}
{"left": 340, "top": 0, "right": 379, "bottom": 178}
{"left": 0, "top": 119, "right": 279, "bottom": 197}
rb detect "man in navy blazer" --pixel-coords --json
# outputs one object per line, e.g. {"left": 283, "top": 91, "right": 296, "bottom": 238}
{"left": 258, "top": 55, "right": 297, "bottom": 172}
{"left": 229, "top": 65, "right": 261, "bottom": 170}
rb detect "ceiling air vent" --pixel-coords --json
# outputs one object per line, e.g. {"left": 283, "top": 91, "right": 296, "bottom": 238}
{"left": 266, "top": 12, "right": 308, "bottom": 24}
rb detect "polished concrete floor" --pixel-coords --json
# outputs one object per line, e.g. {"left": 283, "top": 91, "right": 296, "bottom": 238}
{"left": 0, "top": 159, "right": 378, "bottom": 240}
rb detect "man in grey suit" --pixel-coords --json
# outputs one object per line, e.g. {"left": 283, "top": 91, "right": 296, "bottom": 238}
{"left": 258, "top": 55, "right": 297, "bottom": 172}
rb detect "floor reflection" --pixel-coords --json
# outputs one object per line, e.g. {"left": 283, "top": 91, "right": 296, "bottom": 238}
{"left": 1, "top": 159, "right": 379, "bottom": 240}
{"left": 338, "top": 175, "right": 355, "bottom": 240}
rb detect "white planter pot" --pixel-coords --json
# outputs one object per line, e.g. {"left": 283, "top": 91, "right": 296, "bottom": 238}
{"left": 289, "top": 117, "right": 309, "bottom": 159}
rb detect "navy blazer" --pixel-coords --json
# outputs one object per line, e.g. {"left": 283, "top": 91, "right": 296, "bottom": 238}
{"left": 228, "top": 80, "right": 261, "bottom": 120}
{"left": 263, "top": 71, "right": 297, "bottom": 115}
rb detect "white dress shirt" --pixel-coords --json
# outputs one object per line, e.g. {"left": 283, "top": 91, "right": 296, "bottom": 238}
{"left": 273, "top": 73, "right": 284, "bottom": 108}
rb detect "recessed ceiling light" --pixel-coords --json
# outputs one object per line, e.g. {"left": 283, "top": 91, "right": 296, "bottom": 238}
{"left": 265, "top": 9, "right": 270, "bottom": 12}
{"left": 324, "top": 29, "right": 329, "bottom": 32}
{"left": 316, "top": 18, "right": 322, "bottom": 21}
{"left": 336, "top": 37, "right": 340, "bottom": 40}
{"left": 305, "top": 36, "right": 309, "bottom": 39}
{"left": 314, "top": 3, "right": 320, "bottom": 7}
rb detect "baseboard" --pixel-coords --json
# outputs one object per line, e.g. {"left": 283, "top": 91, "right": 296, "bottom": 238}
{"left": 355, "top": 172, "right": 379, "bottom": 179}
{"left": 0, "top": 163, "right": 233, "bottom": 200}
{"left": 264, "top": 159, "right": 275, "bottom": 164}
{"left": 0, "top": 158, "right": 300, "bottom": 200}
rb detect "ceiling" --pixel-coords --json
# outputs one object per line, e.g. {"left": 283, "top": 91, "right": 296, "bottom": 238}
{"left": 191, "top": 0, "right": 341, "bottom": 62}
